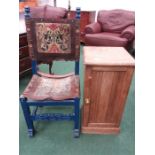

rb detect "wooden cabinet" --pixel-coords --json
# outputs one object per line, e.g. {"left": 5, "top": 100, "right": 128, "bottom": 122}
{"left": 82, "top": 47, "right": 135, "bottom": 134}
{"left": 69, "top": 11, "right": 96, "bottom": 43}
{"left": 19, "top": 33, "right": 32, "bottom": 78}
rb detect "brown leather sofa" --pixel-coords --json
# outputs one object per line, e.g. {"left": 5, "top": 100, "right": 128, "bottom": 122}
{"left": 84, "top": 9, "right": 135, "bottom": 49}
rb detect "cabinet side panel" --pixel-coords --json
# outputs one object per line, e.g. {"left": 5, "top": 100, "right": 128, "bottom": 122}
{"left": 113, "top": 67, "right": 134, "bottom": 125}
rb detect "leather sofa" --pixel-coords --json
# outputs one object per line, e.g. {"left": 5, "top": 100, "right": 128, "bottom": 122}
{"left": 84, "top": 9, "right": 135, "bottom": 49}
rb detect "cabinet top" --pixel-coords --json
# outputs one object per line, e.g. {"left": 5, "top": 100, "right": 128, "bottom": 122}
{"left": 83, "top": 46, "right": 135, "bottom": 66}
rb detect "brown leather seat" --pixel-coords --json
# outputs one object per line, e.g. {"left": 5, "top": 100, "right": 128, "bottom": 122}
{"left": 23, "top": 73, "right": 79, "bottom": 101}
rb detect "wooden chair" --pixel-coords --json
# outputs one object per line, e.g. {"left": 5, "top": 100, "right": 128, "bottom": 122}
{"left": 20, "top": 6, "right": 81, "bottom": 138}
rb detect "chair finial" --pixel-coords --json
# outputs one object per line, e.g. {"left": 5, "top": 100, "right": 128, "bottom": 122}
{"left": 76, "top": 7, "right": 81, "bottom": 19}
{"left": 24, "top": 6, "right": 30, "bottom": 18}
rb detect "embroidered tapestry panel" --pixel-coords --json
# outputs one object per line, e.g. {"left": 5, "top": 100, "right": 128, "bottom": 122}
{"left": 35, "top": 23, "right": 71, "bottom": 53}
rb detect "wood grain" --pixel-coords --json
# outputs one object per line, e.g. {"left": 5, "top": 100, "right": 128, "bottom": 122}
{"left": 82, "top": 47, "right": 135, "bottom": 134}
{"left": 82, "top": 126, "right": 120, "bottom": 134}
{"left": 83, "top": 46, "right": 135, "bottom": 66}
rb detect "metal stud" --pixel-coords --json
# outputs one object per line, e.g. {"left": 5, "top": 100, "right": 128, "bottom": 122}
{"left": 76, "top": 29, "right": 80, "bottom": 33}
{"left": 76, "top": 45, "right": 79, "bottom": 49}
{"left": 27, "top": 28, "right": 30, "bottom": 31}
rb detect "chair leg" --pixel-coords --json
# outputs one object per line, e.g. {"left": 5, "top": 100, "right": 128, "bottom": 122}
{"left": 49, "top": 62, "right": 53, "bottom": 74}
{"left": 73, "top": 98, "right": 80, "bottom": 138}
{"left": 20, "top": 97, "right": 35, "bottom": 137}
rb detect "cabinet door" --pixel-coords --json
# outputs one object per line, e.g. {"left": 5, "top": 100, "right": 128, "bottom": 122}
{"left": 83, "top": 66, "right": 134, "bottom": 129}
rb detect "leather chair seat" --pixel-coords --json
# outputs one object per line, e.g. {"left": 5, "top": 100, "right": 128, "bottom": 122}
{"left": 85, "top": 32, "right": 128, "bottom": 46}
{"left": 23, "top": 73, "right": 79, "bottom": 101}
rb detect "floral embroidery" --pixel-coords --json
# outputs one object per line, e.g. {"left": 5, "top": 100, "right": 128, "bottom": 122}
{"left": 35, "top": 23, "right": 71, "bottom": 53}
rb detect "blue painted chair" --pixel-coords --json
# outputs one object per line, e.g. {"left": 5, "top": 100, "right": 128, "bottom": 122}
{"left": 20, "top": 6, "right": 81, "bottom": 138}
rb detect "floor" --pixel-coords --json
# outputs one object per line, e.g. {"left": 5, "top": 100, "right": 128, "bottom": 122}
{"left": 19, "top": 46, "right": 135, "bottom": 155}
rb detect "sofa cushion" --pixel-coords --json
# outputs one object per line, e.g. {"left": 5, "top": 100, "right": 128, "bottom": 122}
{"left": 85, "top": 32, "right": 128, "bottom": 47}
{"left": 97, "top": 9, "right": 135, "bottom": 33}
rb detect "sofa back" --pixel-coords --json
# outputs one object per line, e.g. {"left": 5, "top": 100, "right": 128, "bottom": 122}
{"left": 97, "top": 9, "right": 135, "bottom": 33}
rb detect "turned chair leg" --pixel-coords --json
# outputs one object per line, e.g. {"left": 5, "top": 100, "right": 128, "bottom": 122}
{"left": 49, "top": 62, "right": 53, "bottom": 74}
{"left": 73, "top": 98, "right": 80, "bottom": 138}
{"left": 20, "top": 97, "right": 35, "bottom": 137}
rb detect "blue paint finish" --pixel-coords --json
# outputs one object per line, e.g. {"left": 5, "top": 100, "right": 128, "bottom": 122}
{"left": 73, "top": 97, "right": 80, "bottom": 138}
{"left": 27, "top": 99, "right": 75, "bottom": 106}
{"left": 76, "top": 7, "right": 81, "bottom": 19}
{"left": 32, "top": 106, "right": 39, "bottom": 116}
{"left": 20, "top": 97, "right": 35, "bottom": 137}
{"left": 24, "top": 6, "right": 30, "bottom": 18}
{"left": 74, "top": 98, "right": 80, "bottom": 129}
{"left": 31, "top": 113, "right": 74, "bottom": 121}
{"left": 75, "top": 61, "right": 79, "bottom": 75}
{"left": 75, "top": 7, "right": 80, "bottom": 76}
{"left": 20, "top": 97, "right": 80, "bottom": 137}
{"left": 32, "top": 60, "right": 37, "bottom": 74}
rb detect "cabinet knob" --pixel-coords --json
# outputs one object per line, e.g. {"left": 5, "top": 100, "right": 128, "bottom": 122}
{"left": 85, "top": 98, "right": 90, "bottom": 104}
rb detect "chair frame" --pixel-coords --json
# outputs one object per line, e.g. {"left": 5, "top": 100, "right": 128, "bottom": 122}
{"left": 20, "top": 6, "right": 81, "bottom": 138}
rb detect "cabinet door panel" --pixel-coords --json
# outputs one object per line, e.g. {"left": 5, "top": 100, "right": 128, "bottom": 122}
{"left": 88, "top": 67, "right": 127, "bottom": 127}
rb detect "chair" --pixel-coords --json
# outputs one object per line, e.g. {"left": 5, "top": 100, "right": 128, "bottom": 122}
{"left": 84, "top": 9, "right": 135, "bottom": 49}
{"left": 30, "top": 5, "right": 68, "bottom": 74}
{"left": 20, "top": 6, "right": 81, "bottom": 138}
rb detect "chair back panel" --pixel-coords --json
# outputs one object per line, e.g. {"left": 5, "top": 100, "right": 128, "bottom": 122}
{"left": 35, "top": 22, "right": 71, "bottom": 54}
{"left": 26, "top": 18, "right": 80, "bottom": 61}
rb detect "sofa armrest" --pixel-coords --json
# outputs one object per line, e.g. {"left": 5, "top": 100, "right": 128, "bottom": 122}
{"left": 120, "top": 25, "right": 135, "bottom": 41}
{"left": 85, "top": 22, "right": 102, "bottom": 34}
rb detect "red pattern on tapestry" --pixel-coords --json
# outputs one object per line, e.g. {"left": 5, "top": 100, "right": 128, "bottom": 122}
{"left": 48, "top": 24, "right": 59, "bottom": 31}
{"left": 49, "top": 43, "right": 60, "bottom": 53}
{"left": 35, "top": 23, "right": 71, "bottom": 53}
